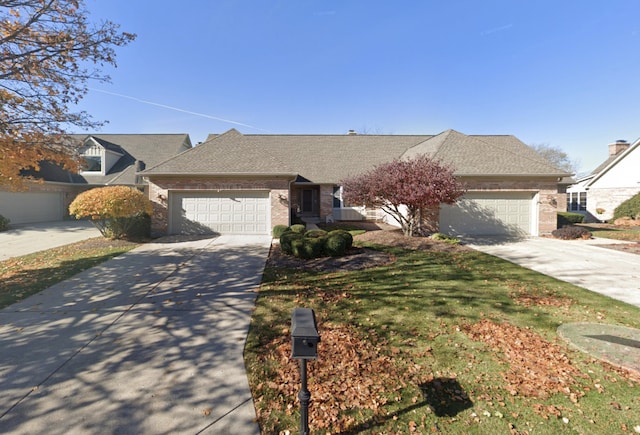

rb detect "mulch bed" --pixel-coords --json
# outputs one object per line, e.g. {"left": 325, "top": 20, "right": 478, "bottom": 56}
{"left": 265, "top": 225, "right": 471, "bottom": 273}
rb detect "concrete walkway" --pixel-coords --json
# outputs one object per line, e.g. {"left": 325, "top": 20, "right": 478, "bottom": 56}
{"left": 0, "top": 235, "right": 271, "bottom": 434}
{"left": 0, "top": 220, "right": 101, "bottom": 261}
{"left": 467, "top": 237, "right": 640, "bottom": 308}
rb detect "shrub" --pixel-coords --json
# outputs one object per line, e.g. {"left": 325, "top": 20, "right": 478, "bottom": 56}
{"left": 292, "top": 237, "right": 325, "bottom": 259}
{"left": 304, "top": 229, "right": 328, "bottom": 238}
{"left": 558, "top": 212, "right": 585, "bottom": 225}
{"left": 552, "top": 226, "right": 592, "bottom": 240}
{"left": 280, "top": 231, "right": 304, "bottom": 255}
{"left": 612, "top": 192, "right": 640, "bottom": 221}
{"left": 0, "top": 214, "right": 9, "bottom": 231}
{"left": 557, "top": 212, "right": 584, "bottom": 227}
{"left": 69, "top": 186, "right": 152, "bottom": 239}
{"left": 430, "top": 232, "right": 460, "bottom": 244}
{"left": 290, "top": 224, "right": 306, "bottom": 234}
{"left": 325, "top": 231, "right": 352, "bottom": 257}
{"left": 272, "top": 225, "right": 290, "bottom": 238}
{"left": 328, "top": 229, "right": 353, "bottom": 250}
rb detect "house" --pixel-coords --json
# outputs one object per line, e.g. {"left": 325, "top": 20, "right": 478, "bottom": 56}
{"left": 566, "top": 138, "right": 640, "bottom": 222}
{"left": 0, "top": 134, "right": 192, "bottom": 225}
{"left": 141, "top": 129, "right": 568, "bottom": 237}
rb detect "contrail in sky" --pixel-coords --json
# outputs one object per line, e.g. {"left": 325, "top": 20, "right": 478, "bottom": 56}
{"left": 89, "top": 88, "right": 270, "bottom": 132}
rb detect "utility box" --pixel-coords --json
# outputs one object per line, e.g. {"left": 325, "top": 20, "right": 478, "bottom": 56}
{"left": 291, "top": 308, "right": 320, "bottom": 360}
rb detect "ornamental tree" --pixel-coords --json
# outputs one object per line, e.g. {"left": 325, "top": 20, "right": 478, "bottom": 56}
{"left": 0, "top": 1, "right": 135, "bottom": 189}
{"left": 69, "top": 186, "right": 152, "bottom": 239}
{"left": 341, "top": 155, "right": 466, "bottom": 236}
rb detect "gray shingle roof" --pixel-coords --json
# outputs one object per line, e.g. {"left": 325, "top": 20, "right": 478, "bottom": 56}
{"left": 71, "top": 134, "right": 192, "bottom": 185}
{"left": 403, "top": 130, "right": 567, "bottom": 175}
{"left": 142, "top": 129, "right": 569, "bottom": 182}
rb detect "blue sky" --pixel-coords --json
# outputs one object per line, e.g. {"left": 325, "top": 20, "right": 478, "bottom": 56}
{"left": 78, "top": 1, "right": 640, "bottom": 174}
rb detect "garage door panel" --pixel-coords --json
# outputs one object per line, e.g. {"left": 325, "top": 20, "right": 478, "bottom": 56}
{"left": 171, "top": 191, "right": 270, "bottom": 235}
{"left": 0, "top": 191, "right": 64, "bottom": 224}
{"left": 440, "top": 192, "right": 534, "bottom": 236}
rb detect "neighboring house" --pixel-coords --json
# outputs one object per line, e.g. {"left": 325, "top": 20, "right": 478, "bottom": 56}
{"left": 566, "top": 139, "right": 640, "bottom": 222}
{"left": 141, "top": 128, "right": 568, "bottom": 237}
{"left": 0, "top": 134, "right": 192, "bottom": 225}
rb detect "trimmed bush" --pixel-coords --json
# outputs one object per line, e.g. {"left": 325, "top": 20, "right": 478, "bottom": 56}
{"left": 290, "top": 224, "right": 306, "bottom": 234}
{"left": 557, "top": 212, "right": 584, "bottom": 227}
{"left": 612, "top": 192, "right": 640, "bottom": 221}
{"left": 292, "top": 237, "right": 325, "bottom": 259}
{"left": 328, "top": 229, "right": 353, "bottom": 249}
{"left": 272, "top": 225, "right": 290, "bottom": 238}
{"left": 280, "top": 231, "right": 303, "bottom": 255}
{"left": 552, "top": 226, "right": 591, "bottom": 240}
{"left": 304, "top": 229, "right": 328, "bottom": 238}
{"left": 69, "top": 186, "right": 152, "bottom": 239}
{"left": 0, "top": 214, "right": 9, "bottom": 232}
{"left": 325, "top": 231, "right": 351, "bottom": 257}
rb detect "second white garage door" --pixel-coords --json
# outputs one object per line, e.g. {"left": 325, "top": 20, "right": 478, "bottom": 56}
{"left": 170, "top": 191, "right": 270, "bottom": 235}
{"left": 0, "top": 191, "right": 64, "bottom": 224}
{"left": 439, "top": 192, "right": 535, "bottom": 236}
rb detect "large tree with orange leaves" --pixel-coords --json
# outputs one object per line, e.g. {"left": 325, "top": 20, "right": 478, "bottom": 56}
{"left": 0, "top": 0, "right": 135, "bottom": 188}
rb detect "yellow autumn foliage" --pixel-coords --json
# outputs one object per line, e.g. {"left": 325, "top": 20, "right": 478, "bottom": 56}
{"left": 69, "top": 186, "right": 152, "bottom": 220}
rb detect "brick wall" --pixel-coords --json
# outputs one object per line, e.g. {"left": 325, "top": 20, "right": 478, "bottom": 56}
{"left": 588, "top": 187, "right": 640, "bottom": 221}
{"left": 319, "top": 185, "right": 334, "bottom": 220}
{"left": 147, "top": 176, "right": 293, "bottom": 235}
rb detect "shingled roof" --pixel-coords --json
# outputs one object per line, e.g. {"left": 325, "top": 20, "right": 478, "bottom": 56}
{"left": 72, "top": 134, "right": 192, "bottom": 185}
{"left": 142, "top": 129, "right": 568, "bottom": 182}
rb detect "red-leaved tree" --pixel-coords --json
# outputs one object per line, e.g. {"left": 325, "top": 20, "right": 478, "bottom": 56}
{"left": 341, "top": 155, "right": 466, "bottom": 236}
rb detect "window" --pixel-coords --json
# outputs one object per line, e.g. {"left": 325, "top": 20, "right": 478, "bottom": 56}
{"left": 83, "top": 155, "right": 102, "bottom": 172}
{"left": 333, "top": 186, "right": 342, "bottom": 208}
{"left": 567, "top": 192, "right": 587, "bottom": 211}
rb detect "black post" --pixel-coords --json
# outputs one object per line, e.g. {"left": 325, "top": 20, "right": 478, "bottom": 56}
{"left": 298, "top": 359, "right": 310, "bottom": 435}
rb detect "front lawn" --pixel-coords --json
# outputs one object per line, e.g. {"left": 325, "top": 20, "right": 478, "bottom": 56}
{"left": 580, "top": 223, "right": 640, "bottom": 241}
{"left": 0, "top": 238, "right": 138, "bottom": 309}
{"left": 246, "top": 235, "right": 640, "bottom": 434}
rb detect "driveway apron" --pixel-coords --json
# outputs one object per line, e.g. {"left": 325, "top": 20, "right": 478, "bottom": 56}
{"left": 468, "top": 237, "right": 640, "bottom": 308}
{"left": 0, "top": 234, "right": 271, "bottom": 434}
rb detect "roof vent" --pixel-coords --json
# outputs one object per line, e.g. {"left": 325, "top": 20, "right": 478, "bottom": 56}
{"left": 347, "top": 130, "right": 357, "bottom": 135}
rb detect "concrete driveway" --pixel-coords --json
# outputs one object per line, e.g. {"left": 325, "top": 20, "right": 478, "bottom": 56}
{"left": 0, "top": 220, "right": 101, "bottom": 260}
{"left": 0, "top": 234, "right": 271, "bottom": 434}
{"left": 467, "top": 237, "right": 640, "bottom": 308}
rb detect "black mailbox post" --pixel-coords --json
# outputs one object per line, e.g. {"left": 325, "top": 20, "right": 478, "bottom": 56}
{"left": 291, "top": 308, "right": 320, "bottom": 435}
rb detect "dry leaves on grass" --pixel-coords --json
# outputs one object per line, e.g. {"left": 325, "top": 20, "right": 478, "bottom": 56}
{"left": 253, "top": 322, "right": 432, "bottom": 433}
{"left": 462, "top": 319, "right": 588, "bottom": 401}
{"left": 508, "top": 285, "right": 573, "bottom": 308}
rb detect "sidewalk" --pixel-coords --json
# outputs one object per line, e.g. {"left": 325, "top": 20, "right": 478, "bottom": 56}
{"left": 0, "top": 235, "right": 271, "bottom": 434}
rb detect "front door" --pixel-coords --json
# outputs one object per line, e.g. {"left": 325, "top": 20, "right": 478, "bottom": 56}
{"left": 302, "top": 189, "right": 314, "bottom": 213}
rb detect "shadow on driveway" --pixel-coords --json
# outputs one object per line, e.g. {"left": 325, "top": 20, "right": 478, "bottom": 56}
{"left": 0, "top": 235, "right": 270, "bottom": 434}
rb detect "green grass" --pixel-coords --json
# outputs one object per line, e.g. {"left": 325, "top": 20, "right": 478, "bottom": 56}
{"left": 579, "top": 224, "right": 640, "bottom": 241}
{"left": 246, "top": 242, "right": 640, "bottom": 434}
{"left": 0, "top": 237, "right": 138, "bottom": 309}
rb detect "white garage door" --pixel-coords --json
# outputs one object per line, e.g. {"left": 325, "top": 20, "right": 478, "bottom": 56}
{"left": 439, "top": 192, "right": 535, "bottom": 236}
{"left": 170, "top": 191, "right": 270, "bottom": 235}
{"left": 0, "top": 191, "right": 64, "bottom": 224}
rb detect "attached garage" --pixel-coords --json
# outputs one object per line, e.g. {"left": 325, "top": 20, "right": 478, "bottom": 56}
{"left": 0, "top": 191, "right": 64, "bottom": 224}
{"left": 440, "top": 192, "right": 537, "bottom": 236}
{"left": 169, "top": 191, "right": 270, "bottom": 235}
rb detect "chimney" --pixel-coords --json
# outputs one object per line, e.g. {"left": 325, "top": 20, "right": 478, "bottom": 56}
{"left": 347, "top": 129, "right": 357, "bottom": 135}
{"left": 609, "top": 139, "right": 630, "bottom": 157}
